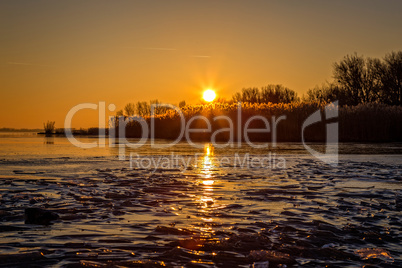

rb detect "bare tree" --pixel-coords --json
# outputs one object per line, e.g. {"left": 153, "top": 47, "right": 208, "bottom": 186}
{"left": 124, "top": 103, "right": 136, "bottom": 116}
{"left": 136, "top": 101, "right": 150, "bottom": 117}
{"left": 43, "top": 121, "right": 55, "bottom": 135}
{"left": 150, "top": 99, "right": 161, "bottom": 115}
{"left": 115, "top": 110, "right": 124, "bottom": 117}
{"left": 333, "top": 54, "right": 365, "bottom": 105}
{"left": 179, "top": 100, "right": 186, "bottom": 108}
{"left": 232, "top": 92, "right": 242, "bottom": 103}
{"left": 364, "top": 58, "right": 383, "bottom": 102}
{"left": 382, "top": 51, "right": 402, "bottom": 105}
{"left": 232, "top": 84, "right": 298, "bottom": 104}
{"left": 333, "top": 53, "right": 383, "bottom": 105}
{"left": 260, "top": 84, "right": 298, "bottom": 103}
{"left": 241, "top": 87, "right": 260, "bottom": 103}
{"left": 304, "top": 83, "right": 347, "bottom": 105}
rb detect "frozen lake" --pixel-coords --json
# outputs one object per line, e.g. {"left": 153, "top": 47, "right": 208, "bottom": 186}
{"left": 0, "top": 132, "right": 401, "bottom": 267}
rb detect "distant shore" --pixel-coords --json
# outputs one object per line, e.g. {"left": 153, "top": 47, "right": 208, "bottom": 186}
{"left": 40, "top": 102, "right": 402, "bottom": 143}
{"left": 5, "top": 102, "right": 402, "bottom": 143}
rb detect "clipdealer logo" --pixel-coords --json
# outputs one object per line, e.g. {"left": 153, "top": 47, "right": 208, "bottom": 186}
{"left": 64, "top": 101, "right": 339, "bottom": 166}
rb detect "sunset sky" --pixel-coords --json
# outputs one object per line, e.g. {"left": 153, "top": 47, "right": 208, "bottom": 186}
{"left": 1, "top": 0, "right": 402, "bottom": 128}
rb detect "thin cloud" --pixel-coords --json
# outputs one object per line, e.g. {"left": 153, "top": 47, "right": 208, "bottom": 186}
{"left": 143, "top": 47, "right": 177, "bottom": 51}
{"left": 124, "top": 46, "right": 211, "bottom": 58}
{"left": 191, "top": 55, "right": 211, "bottom": 58}
{"left": 7, "top": 62, "right": 54, "bottom": 67}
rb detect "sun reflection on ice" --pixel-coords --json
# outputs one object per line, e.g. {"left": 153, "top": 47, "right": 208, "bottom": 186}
{"left": 201, "top": 143, "right": 214, "bottom": 178}
{"left": 196, "top": 144, "right": 218, "bottom": 217}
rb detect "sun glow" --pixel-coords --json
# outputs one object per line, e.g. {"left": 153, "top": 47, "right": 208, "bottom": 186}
{"left": 203, "top": 89, "right": 216, "bottom": 102}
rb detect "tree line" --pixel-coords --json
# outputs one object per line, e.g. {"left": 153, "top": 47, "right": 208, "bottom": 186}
{"left": 116, "top": 50, "right": 401, "bottom": 118}
{"left": 306, "top": 51, "right": 402, "bottom": 106}
{"left": 232, "top": 84, "right": 299, "bottom": 104}
{"left": 118, "top": 100, "right": 186, "bottom": 117}
{"left": 233, "top": 51, "right": 401, "bottom": 106}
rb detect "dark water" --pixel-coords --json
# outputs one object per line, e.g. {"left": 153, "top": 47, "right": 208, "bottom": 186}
{"left": 0, "top": 134, "right": 401, "bottom": 267}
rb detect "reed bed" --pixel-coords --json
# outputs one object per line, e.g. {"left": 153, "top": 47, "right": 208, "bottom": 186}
{"left": 118, "top": 102, "right": 402, "bottom": 142}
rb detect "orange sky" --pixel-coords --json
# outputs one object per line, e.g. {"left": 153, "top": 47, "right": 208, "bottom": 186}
{"left": 1, "top": 0, "right": 402, "bottom": 128}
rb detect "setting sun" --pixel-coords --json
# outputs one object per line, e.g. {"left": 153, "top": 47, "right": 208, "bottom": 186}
{"left": 203, "top": 89, "right": 216, "bottom": 102}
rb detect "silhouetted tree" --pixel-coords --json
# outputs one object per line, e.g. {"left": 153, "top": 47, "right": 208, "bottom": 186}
{"left": 115, "top": 110, "right": 124, "bottom": 117}
{"left": 232, "top": 84, "right": 298, "bottom": 104}
{"left": 260, "top": 84, "right": 298, "bottom": 103}
{"left": 305, "top": 83, "right": 348, "bottom": 105}
{"left": 150, "top": 99, "right": 170, "bottom": 115}
{"left": 136, "top": 101, "right": 150, "bottom": 117}
{"left": 232, "top": 92, "right": 242, "bottom": 103}
{"left": 333, "top": 53, "right": 383, "bottom": 105}
{"left": 124, "top": 103, "right": 136, "bottom": 116}
{"left": 43, "top": 121, "right": 55, "bottom": 135}
{"left": 179, "top": 100, "right": 186, "bottom": 108}
{"left": 241, "top": 87, "right": 260, "bottom": 103}
{"left": 333, "top": 54, "right": 364, "bottom": 105}
{"left": 364, "top": 57, "right": 383, "bottom": 102}
{"left": 381, "top": 51, "right": 402, "bottom": 105}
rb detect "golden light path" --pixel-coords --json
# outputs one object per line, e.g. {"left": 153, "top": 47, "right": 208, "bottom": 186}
{"left": 198, "top": 144, "right": 216, "bottom": 225}
{"left": 203, "top": 89, "right": 216, "bottom": 102}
